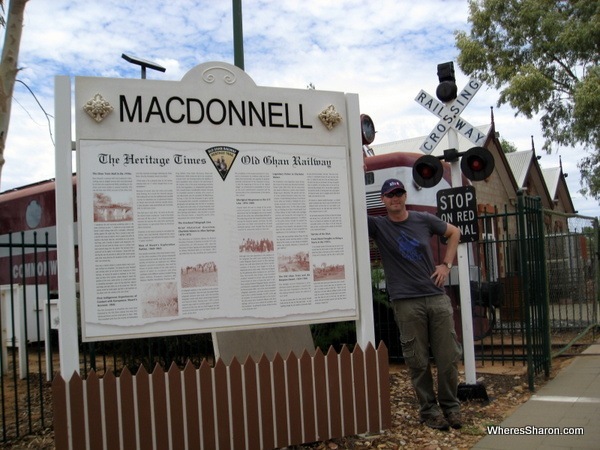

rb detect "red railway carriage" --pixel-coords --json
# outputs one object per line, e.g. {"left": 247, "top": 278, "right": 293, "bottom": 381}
{"left": 0, "top": 176, "right": 77, "bottom": 290}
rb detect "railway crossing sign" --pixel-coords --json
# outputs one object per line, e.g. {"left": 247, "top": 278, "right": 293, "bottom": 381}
{"left": 412, "top": 64, "right": 490, "bottom": 399}
{"left": 415, "top": 78, "right": 484, "bottom": 154}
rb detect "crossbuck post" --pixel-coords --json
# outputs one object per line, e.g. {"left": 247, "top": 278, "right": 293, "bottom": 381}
{"left": 414, "top": 77, "right": 484, "bottom": 387}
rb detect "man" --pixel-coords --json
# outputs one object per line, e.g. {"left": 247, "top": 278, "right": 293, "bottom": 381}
{"left": 368, "top": 178, "right": 463, "bottom": 431}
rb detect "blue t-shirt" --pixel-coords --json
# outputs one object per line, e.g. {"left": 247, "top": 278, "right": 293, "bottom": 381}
{"left": 368, "top": 211, "right": 447, "bottom": 300}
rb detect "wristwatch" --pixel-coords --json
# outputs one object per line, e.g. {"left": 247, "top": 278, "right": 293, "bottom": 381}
{"left": 444, "top": 262, "right": 453, "bottom": 269}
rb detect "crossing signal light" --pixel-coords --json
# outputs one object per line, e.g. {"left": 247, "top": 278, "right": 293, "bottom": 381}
{"left": 461, "top": 147, "right": 495, "bottom": 181}
{"left": 413, "top": 147, "right": 495, "bottom": 187}
{"left": 413, "top": 155, "right": 444, "bottom": 188}
{"left": 360, "top": 114, "right": 376, "bottom": 145}
{"left": 436, "top": 62, "right": 457, "bottom": 103}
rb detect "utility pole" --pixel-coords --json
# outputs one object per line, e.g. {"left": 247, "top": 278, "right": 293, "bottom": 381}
{"left": 232, "top": 0, "right": 244, "bottom": 70}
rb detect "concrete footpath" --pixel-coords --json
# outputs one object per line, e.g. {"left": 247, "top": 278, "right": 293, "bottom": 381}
{"left": 472, "top": 342, "right": 600, "bottom": 449}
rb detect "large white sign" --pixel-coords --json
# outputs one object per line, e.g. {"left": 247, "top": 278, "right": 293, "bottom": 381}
{"left": 73, "top": 62, "right": 366, "bottom": 341}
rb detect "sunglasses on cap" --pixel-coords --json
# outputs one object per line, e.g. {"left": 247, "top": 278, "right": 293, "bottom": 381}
{"left": 384, "top": 190, "right": 405, "bottom": 198}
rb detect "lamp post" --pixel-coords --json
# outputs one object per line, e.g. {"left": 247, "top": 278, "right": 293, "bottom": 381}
{"left": 121, "top": 53, "right": 166, "bottom": 79}
{"left": 232, "top": 0, "right": 244, "bottom": 70}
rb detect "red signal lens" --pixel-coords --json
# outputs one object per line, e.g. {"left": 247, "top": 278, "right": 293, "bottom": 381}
{"left": 461, "top": 147, "right": 495, "bottom": 181}
{"left": 413, "top": 155, "right": 444, "bottom": 188}
{"left": 468, "top": 156, "right": 484, "bottom": 171}
{"left": 418, "top": 164, "right": 434, "bottom": 179}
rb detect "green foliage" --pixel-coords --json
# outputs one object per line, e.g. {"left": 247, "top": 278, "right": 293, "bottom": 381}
{"left": 311, "top": 321, "right": 356, "bottom": 352}
{"left": 371, "top": 264, "right": 384, "bottom": 284}
{"left": 455, "top": 0, "right": 600, "bottom": 198}
{"left": 371, "top": 265, "right": 389, "bottom": 305}
{"left": 500, "top": 137, "right": 518, "bottom": 153}
{"left": 573, "top": 66, "right": 600, "bottom": 153}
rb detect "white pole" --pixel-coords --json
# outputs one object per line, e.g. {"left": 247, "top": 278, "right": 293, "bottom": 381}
{"left": 54, "top": 76, "right": 80, "bottom": 377}
{"left": 346, "top": 93, "right": 376, "bottom": 348}
{"left": 447, "top": 128, "right": 477, "bottom": 385}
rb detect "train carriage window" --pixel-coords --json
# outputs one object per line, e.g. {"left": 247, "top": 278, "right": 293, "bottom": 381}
{"left": 365, "top": 172, "right": 374, "bottom": 186}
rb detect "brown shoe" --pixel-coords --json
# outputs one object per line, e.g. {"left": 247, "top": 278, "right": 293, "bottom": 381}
{"left": 422, "top": 414, "right": 450, "bottom": 431}
{"left": 445, "top": 411, "right": 462, "bottom": 429}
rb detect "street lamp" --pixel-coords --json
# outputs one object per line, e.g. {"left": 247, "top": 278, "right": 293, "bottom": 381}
{"left": 121, "top": 53, "right": 166, "bottom": 79}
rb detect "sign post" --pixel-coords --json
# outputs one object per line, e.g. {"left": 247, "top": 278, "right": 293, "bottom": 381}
{"left": 448, "top": 127, "right": 478, "bottom": 388}
{"left": 415, "top": 76, "right": 488, "bottom": 400}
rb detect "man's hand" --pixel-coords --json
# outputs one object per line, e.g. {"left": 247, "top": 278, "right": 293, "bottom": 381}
{"left": 431, "top": 264, "right": 451, "bottom": 287}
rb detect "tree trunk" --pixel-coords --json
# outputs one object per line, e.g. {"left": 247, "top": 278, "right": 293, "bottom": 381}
{"left": 0, "top": 0, "right": 29, "bottom": 189}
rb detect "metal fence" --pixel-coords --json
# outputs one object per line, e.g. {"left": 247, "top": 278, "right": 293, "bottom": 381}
{"left": 0, "top": 235, "right": 55, "bottom": 443}
{"left": 545, "top": 212, "right": 599, "bottom": 353}
{"left": 478, "top": 192, "right": 553, "bottom": 388}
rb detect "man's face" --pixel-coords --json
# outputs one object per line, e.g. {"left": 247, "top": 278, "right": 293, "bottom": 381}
{"left": 381, "top": 189, "right": 407, "bottom": 213}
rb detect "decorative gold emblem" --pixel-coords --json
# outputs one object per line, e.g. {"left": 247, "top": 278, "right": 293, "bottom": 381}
{"left": 319, "top": 104, "right": 342, "bottom": 130}
{"left": 83, "top": 93, "right": 114, "bottom": 122}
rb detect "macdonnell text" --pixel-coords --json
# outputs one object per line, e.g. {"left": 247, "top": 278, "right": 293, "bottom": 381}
{"left": 119, "top": 95, "right": 313, "bottom": 129}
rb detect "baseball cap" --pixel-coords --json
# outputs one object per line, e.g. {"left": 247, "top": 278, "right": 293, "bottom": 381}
{"left": 381, "top": 178, "right": 406, "bottom": 196}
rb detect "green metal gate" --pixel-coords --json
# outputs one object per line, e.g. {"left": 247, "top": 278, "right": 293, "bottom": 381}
{"left": 459, "top": 190, "right": 552, "bottom": 389}
{"left": 516, "top": 191, "right": 551, "bottom": 389}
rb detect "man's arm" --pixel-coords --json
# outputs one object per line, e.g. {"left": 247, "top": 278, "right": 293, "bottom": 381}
{"left": 431, "top": 223, "right": 461, "bottom": 287}
{"left": 442, "top": 223, "right": 461, "bottom": 266}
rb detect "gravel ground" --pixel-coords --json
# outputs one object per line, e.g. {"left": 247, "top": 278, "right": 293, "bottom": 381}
{"left": 294, "top": 359, "right": 574, "bottom": 450}
{"left": 298, "top": 368, "right": 534, "bottom": 450}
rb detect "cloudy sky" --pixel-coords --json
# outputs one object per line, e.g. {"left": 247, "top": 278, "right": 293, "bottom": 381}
{"left": 2, "top": 0, "right": 597, "bottom": 217}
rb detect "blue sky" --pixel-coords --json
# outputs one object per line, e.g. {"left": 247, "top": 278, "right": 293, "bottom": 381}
{"left": 2, "top": 0, "right": 597, "bottom": 216}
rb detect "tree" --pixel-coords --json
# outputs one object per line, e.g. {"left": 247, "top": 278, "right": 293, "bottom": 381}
{"left": 500, "top": 137, "right": 518, "bottom": 154}
{"left": 455, "top": 0, "right": 600, "bottom": 199}
{"left": 0, "top": 0, "right": 28, "bottom": 188}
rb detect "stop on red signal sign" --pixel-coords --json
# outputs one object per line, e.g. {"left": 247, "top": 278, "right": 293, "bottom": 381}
{"left": 436, "top": 186, "right": 479, "bottom": 243}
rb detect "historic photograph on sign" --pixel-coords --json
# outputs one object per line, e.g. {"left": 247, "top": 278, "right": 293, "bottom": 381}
{"left": 93, "top": 191, "right": 133, "bottom": 222}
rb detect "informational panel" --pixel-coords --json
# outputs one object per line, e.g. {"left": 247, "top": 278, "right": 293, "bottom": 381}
{"left": 75, "top": 62, "right": 364, "bottom": 341}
